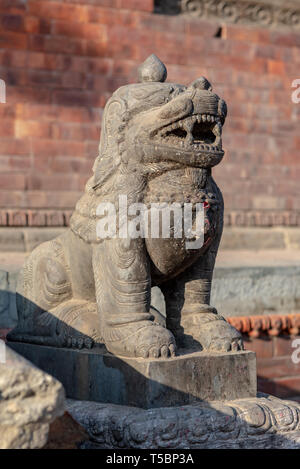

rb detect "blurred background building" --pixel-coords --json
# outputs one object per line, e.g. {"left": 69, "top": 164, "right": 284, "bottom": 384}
{"left": 1, "top": 0, "right": 300, "bottom": 398}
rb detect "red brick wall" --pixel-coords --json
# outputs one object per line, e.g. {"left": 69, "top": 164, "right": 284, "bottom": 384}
{"left": 245, "top": 335, "right": 300, "bottom": 399}
{"left": 0, "top": 0, "right": 300, "bottom": 225}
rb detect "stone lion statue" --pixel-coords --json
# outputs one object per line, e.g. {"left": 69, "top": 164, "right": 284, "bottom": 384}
{"left": 8, "top": 55, "right": 243, "bottom": 358}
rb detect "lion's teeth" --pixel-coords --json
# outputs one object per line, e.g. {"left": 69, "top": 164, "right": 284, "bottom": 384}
{"left": 213, "top": 123, "right": 221, "bottom": 136}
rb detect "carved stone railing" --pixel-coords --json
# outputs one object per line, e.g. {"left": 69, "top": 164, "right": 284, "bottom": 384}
{"left": 228, "top": 313, "right": 300, "bottom": 338}
{"left": 155, "top": 0, "right": 300, "bottom": 30}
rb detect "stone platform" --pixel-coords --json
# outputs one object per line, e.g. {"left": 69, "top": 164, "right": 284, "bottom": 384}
{"left": 8, "top": 342, "right": 256, "bottom": 409}
{"left": 67, "top": 394, "right": 300, "bottom": 449}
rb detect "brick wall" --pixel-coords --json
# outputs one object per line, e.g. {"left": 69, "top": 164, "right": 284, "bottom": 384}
{"left": 0, "top": 0, "right": 300, "bottom": 226}
{"left": 245, "top": 336, "right": 300, "bottom": 400}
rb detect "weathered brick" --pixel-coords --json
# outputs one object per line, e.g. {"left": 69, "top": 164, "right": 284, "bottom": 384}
{"left": 118, "top": 0, "right": 153, "bottom": 12}
{"left": 244, "top": 337, "right": 273, "bottom": 359}
{"left": 15, "top": 120, "right": 51, "bottom": 138}
{"left": 29, "top": 33, "right": 86, "bottom": 56}
{"left": 52, "top": 19, "right": 107, "bottom": 41}
{"left": 257, "top": 356, "right": 300, "bottom": 379}
{"left": 51, "top": 122, "right": 99, "bottom": 141}
{"left": 0, "top": 49, "right": 27, "bottom": 67}
{"left": 27, "top": 174, "right": 80, "bottom": 191}
{"left": 0, "top": 13, "right": 24, "bottom": 32}
{"left": 25, "top": 190, "right": 82, "bottom": 209}
{"left": 31, "top": 139, "right": 85, "bottom": 157}
{"left": 0, "top": 119, "right": 14, "bottom": 137}
{"left": 87, "top": 6, "right": 136, "bottom": 27}
{"left": 28, "top": 1, "right": 89, "bottom": 22}
{"left": 0, "top": 173, "right": 26, "bottom": 190}
{"left": 52, "top": 89, "right": 104, "bottom": 107}
{"left": 0, "top": 137, "right": 31, "bottom": 155}
{"left": 0, "top": 0, "right": 26, "bottom": 13}
{"left": 268, "top": 59, "right": 286, "bottom": 75}
{"left": 273, "top": 335, "right": 300, "bottom": 357}
{"left": 0, "top": 191, "right": 26, "bottom": 208}
{"left": 274, "top": 378, "right": 300, "bottom": 398}
{"left": 222, "top": 23, "right": 271, "bottom": 45}
{"left": 16, "top": 103, "right": 100, "bottom": 123}
{"left": 0, "top": 31, "right": 28, "bottom": 49}
{"left": 48, "top": 156, "right": 93, "bottom": 173}
{"left": 7, "top": 85, "right": 51, "bottom": 105}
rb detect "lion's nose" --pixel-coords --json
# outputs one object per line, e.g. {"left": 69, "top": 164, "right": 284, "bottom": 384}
{"left": 188, "top": 77, "right": 212, "bottom": 91}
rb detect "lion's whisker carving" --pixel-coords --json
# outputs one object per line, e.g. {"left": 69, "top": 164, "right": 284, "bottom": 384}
{"left": 7, "top": 54, "right": 243, "bottom": 359}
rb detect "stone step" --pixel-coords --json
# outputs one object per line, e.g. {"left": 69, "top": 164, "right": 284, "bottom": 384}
{"left": 153, "top": 250, "right": 300, "bottom": 318}
{"left": 212, "top": 250, "right": 300, "bottom": 317}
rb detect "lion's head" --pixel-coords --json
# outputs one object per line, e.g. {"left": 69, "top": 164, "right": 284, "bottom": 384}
{"left": 71, "top": 55, "right": 227, "bottom": 243}
{"left": 93, "top": 54, "right": 227, "bottom": 190}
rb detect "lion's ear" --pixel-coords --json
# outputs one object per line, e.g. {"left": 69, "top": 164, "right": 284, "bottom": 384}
{"left": 93, "top": 98, "right": 126, "bottom": 190}
{"left": 92, "top": 155, "right": 116, "bottom": 190}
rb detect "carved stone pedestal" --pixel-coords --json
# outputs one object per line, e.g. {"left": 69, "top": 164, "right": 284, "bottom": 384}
{"left": 66, "top": 394, "right": 300, "bottom": 449}
{"left": 8, "top": 342, "right": 256, "bottom": 409}
{"left": 9, "top": 342, "right": 300, "bottom": 448}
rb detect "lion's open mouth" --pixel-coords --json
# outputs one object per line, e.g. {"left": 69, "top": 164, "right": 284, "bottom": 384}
{"left": 156, "top": 114, "right": 222, "bottom": 152}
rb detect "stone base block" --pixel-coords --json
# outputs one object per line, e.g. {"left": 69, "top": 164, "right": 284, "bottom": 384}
{"left": 67, "top": 394, "right": 300, "bottom": 449}
{"left": 8, "top": 342, "right": 256, "bottom": 409}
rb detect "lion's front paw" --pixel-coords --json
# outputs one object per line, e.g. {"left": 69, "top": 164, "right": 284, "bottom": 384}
{"left": 203, "top": 321, "right": 244, "bottom": 352}
{"left": 105, "top": 322, "right": 176, "bottom": 359}
{"left": 182, "top": 312, "right": 244, "bottom": 352}
{"left": 136, "top": 325, "right": 176, "bottom": 358}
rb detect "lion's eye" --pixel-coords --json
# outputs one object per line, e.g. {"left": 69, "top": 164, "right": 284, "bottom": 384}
{"left": 171, "top": 87, "right": 185, "bottom": 98}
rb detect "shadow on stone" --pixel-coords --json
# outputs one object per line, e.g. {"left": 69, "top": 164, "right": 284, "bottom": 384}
{"left": 6, "top": 292, "right": 256, "bottom": 409}
{"left": 4, "top": 293, "right": 300, "bottom": 448}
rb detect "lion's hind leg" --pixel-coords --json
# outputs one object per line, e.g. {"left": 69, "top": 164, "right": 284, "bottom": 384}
{"left": 7, "top": 237, "right": 102, "bottom": 348}
{"left": 37, "top": 299, "right": 103, "bottom": 349}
